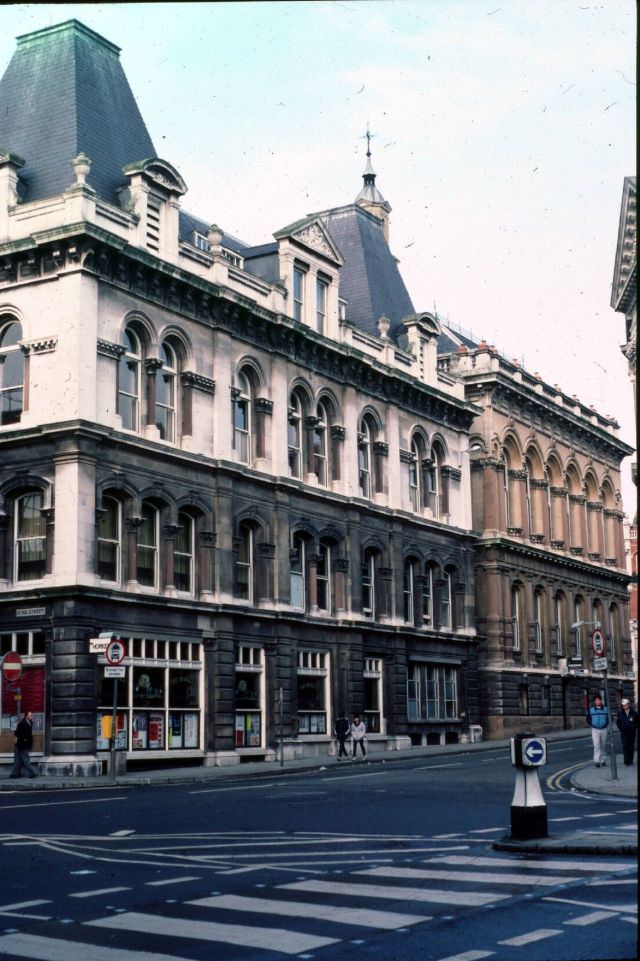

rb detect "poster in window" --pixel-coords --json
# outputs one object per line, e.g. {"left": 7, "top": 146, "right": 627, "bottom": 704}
{"left": 184, "top": 712, "right": 199, "bottom": 748}
{"left": 132, "top": 713, "right": 148, "bottom": 750}
{"left": 169, "top": 713, "right": 183, "bottom": 749}
{"left": 246, "top": 713, "right": 261, "bottom": 747}
{"left": 148, "top": 713, "right": 164, "bottom": 749}
{"left": 235, "top": 713, "right": 245, "bottom": 747}
{"left": 97, "top": 712, "right": 128, "bottom": 751}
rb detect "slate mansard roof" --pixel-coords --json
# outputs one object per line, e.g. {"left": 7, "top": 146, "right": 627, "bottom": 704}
{"left": 0, "top": 20, "right": 156, "bottom": 205}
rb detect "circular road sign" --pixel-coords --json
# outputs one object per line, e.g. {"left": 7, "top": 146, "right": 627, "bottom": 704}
{"left": 105, "top": 638, "right": 126, "bottom": 666}
{"left": 1, "top": 651, "right": 23, "bottom": 683}
{"left": 592, "top": 629, "right": 606, "bottom": 657}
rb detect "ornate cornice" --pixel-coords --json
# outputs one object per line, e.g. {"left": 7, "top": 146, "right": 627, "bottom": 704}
{"left": 181, "top": 371, "right": 215, "bottom": 394}
{"left": 97, "top": 339, "right": 125, "bottom": 359}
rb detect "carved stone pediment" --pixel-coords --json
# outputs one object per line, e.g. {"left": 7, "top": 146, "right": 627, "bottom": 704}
{"left": 293, "top": 221, "right": 341, "bottom": 262}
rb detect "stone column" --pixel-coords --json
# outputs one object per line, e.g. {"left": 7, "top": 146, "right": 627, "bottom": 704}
{"left": 163, "top": 524, "right": 177, "bottom": 592}
{"left": 198, "top": 530, "right": 216, "bottom": 600}
{"left": 254, "top": 397, "right": 273, "bottom": 461}
{"left": 125, "top": 515, "right": 142, "bottom": 587}
{"left": 144, "top": 357, "right": 162, "bottom": 427}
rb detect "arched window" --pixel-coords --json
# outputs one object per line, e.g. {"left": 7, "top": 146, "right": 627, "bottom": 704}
{"left": 290, "top": 531, "right": 306, "bottom": 609}
{"left": 118, "top": 328, "right": 142, "bottom": 431}
{"left": 409, "top": 434, "right": 427, "bottom": 512}
{"left": 361, "top": 547, "right": 377, "bottom": 618}
{"left": 174, "top": 511, "right": 194, "bottom": 593}
{"left": 441, "top": 567, "right": 453, "bottom": 630}
{"left": 155, "top": 342, "right": 178, "bottom": 442}
{"left": 422, "top": 563, "right": 435, "bottom": 626}
{"left": 288, "top": 391, "right": 304, "bottom": 478}
{"left": 136, "top": 503, "right": 158, "bottom": 587}
{"left": 403, "top": 559, "right": 416, "bottom": 623}
{"left": 0, "top": 318, "right": 24, "bottom": 426}
{"left": 358, "top": 416, "right": 374, "bottom": 498}
{"left": 235, "top": 523, "right": 254, "bottom": 602}
{"left": 553, "top": 591, "right": 565, "bottom": 655}
{"left": 313, "top": 400, "right": 329, "bottom": 486}
{"left": 427, "top": 440, "right": 446, "bottom": 518}
{"left": 97, "top": 496, "right": 121, "bottom": 582}
{"left": 573, "top": 596, "right": 584, "bottom": 657}
{"left": 233, "top": 370, "right": 253, "bottom": 464}
{"left": 511, "top": 584, "right": 523, "bottom": 651}
{"left": 316, "top": 541, "right": 333, "bottom": 613}
{"left": 14, "top": 492, "right": 46, "bottom": 581}
{"left": 534, "top": 587, "right": 544, "bottom": 654}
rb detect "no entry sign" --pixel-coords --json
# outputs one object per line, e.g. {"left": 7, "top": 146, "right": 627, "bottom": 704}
{"left": 1, "top": 651, "right": 23, "bottom": 683}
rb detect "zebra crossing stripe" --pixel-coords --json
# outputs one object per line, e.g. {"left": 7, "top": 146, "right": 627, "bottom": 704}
{"left": 433, "top": 952, "right": 495, "bottom": 961}
{"left": 424, "top": 855, "right": 631, "bottom": 873}
{"left": 498, "top": 928, "right": 562, "bottom": 946}
{"left": 564, "top": 910, "right": 618, "bottom": 925}
{"left": 190, "top": 893, "right": 431, "bottom": 929}
{"left": 281, "top": 879, "right": 508, "bottom": 907}
{"left": 87, "top": 910, "right": 339, "bottom": 954}
{"left": 357, "top": 866, "right": 579, "bottom": 887}
{"left": 0, "top": 932, "right": 195, "bottom": 961}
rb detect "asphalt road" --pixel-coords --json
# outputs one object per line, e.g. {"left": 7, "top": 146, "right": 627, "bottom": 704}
{"left": 0, "top": 736, "right": 636, "bottom": 961}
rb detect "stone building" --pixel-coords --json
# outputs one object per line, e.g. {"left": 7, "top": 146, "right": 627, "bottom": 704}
{"left": 438, "top": 328, "right": 634, "bottom": 737}
{"left": 0, "top": 21, "right": 478, "bottom": 774}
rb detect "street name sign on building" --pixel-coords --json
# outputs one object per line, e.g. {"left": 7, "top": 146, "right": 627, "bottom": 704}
{"left": 89, "top": 637, "right": 110, "bottom": 654}
{"left": 593, "top": 656, "right": 608, "bottom": 672}
{"left": 104, "top": 666, "right": 126, "bottom": 678}
{"left": 1, "top": 651, "right": 22, "bottom": 683}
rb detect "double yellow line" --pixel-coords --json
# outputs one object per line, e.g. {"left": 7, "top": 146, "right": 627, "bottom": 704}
{"left": 546, "top": 761, "right": 587, "bottom": 793}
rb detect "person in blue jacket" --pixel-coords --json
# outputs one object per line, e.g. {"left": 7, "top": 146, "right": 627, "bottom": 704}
{"left": 586, "top": 694, "right": 609, "bottom": 767}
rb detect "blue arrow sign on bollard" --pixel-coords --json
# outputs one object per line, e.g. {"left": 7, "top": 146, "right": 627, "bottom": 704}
{"left": 522, "top": 737, "right": 546, "bottom": 766}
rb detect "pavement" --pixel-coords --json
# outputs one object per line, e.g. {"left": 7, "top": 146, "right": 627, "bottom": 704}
{"left": 1, "top": 729, "right": 636, "bottom": 855}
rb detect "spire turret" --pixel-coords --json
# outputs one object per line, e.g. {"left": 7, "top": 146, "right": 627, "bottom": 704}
{"left": 355, "top": 124, "right": 391, "bottom": 242}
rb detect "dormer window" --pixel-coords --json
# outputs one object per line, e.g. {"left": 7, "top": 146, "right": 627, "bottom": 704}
{"left": 222, "top": 249, "right": 243, "bottom": 268}
{"left": 193, "top": 232, "right": 211, "bottom": 252}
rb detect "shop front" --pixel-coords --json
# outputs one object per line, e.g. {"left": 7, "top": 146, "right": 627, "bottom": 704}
{"left": 1, "top": 630, "right": 46, "bottom": 760}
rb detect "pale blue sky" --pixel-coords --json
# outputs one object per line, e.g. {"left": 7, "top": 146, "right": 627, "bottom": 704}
{"left": 1, "top": 1, "right": 636, "bottom": 509}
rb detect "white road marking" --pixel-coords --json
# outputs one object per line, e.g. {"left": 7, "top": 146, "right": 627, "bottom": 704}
{"left": 191, "top": 894, "right": 431, "bottom": 929}
{"left": 0, "top": 932, "right": 197, "bottom": 961}
{"left": 70, "top": 886, "right": 131, "bottom": 898}
{"left": 545, "top": 896, "right": 638, "bottom": 914}
{"left": 358, "top": 865, "right": 577, "bottom": 887}
{"left": 146, "top": 876, "right": 201, "bottom": 887}
{"left": 564, "top": 910, "right": 618, "bottom": 925}
{"left": 321, "top": 771, "right": 389, "bottom": 781}
{"left": 588, "top": 879, "right": 637, "bottom": 887}
{"left": 622, "top": 916, "right": 637, "bottom": 925}
{"left": 468, "top": 828, "right": 502, "bottom": 834}
{"left": 110, "top": 830, "right": 136, "bottom": 837}
{"left": 414, "top": 763, "right": 464, "bottom": 771}
{"left": 498, "top": 928, "right": 562, "bottom": 946}
{"left": 425, "top": 854, "right": 632, "bottom": 872}
{"left": 433, "top": 952, "right": 495, "bottom": 961}
{"left": 281, "top": 878, "right": 508, "bottom": 907}
{"left": 0, "top": 900, "right": 49, "bottom": 913}
{"left": 0, "top": 796, "right": 126, "bottom": 811}
{"left": 584, "top": 812, "right": 618, "bottom": 818}
{"left": 190, "top": 783, "right": 276, "bottom": 794}
{"left": 550, "top": 816, "right": 581, "bottom": 822}
{"left": 88, "top": 911, "right": 338, "bottom": 954}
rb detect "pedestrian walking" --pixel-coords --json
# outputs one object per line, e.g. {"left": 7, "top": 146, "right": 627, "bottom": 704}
{"left": 350, "top": 714, "right": 367, "bottom": 760}
{"left": 9, "top": 710, "right": 38, "bottom": 779}
{"left": 616, "top": 698, "right": 638, "bottom": 766}
{"left": 334, "top": 711, "right": 350, "bottom": 760}
{"left": 586, "top": 694, "right": 608, "bottom": 767}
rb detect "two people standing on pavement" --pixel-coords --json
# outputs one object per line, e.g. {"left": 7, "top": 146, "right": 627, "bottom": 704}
{"left": 10, "top": 710, "right": 38, "bottom": 779}
{"left": 586, "top": 695, "right": 608, "bottom": 767}
{"left": 616, "top": 698, "right": 638, "bottom": 767}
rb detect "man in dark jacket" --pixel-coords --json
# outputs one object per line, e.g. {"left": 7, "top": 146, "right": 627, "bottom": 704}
{"left": 616, "top": 698, "right": 638, "bottom": 766}
{"left": 9, "top": 711, "right": 38, "bottom": 779}
{"left": 334, "top": 712, "right": 350, "bottom": 760}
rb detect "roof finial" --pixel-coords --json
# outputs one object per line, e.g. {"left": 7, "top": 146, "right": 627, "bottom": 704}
{"left": 365, "top": 122, "right": 373, "bottom": 158}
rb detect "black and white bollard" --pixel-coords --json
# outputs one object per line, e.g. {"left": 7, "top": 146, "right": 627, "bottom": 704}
{"left": 509, "top": 734, "right": 548, "bottom": 840}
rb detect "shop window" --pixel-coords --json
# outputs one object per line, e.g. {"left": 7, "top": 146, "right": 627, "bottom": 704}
{"left": 0, "top": 631, "right": 45, "bottom": 756}
{"left": 297, "top": 650, "right": 329, "bottom": 734}
{"left": 174, "top": 511, "right": 194, "bottom": 593}
{"left": 97, "top": 639, "right": 201, "bottom": 752}
{"left": 363, "top": 657, "right": 383, "bottom": 733}
{"left": 97, "top": 496, "right": 121, "bottom": 582}
{"left": 0, "top": 318, "right": 24, "bottom": 425}
{"left": 235, "top": 645, "right": 264, "bottom": 748}
{"left": 136, "top": 503, "right": 158, "bottom": 587}
{"left": 15, "top": 492, "right": 46, "bottom": 581}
